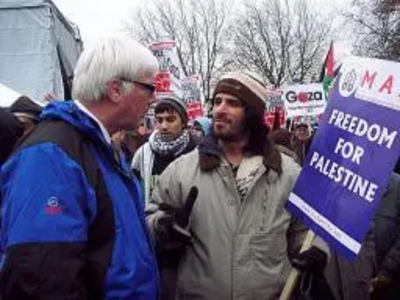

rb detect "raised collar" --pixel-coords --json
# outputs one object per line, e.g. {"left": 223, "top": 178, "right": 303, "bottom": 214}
{"left": 198, "top": 135, "right": 282, "bottom": 175}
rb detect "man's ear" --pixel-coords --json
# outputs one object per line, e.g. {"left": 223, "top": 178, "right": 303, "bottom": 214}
{"left": 180, "top": 117, "right": 187, "bottom": 130}
{"left": 106, "top": 80, "right": 124, "bottom": 104}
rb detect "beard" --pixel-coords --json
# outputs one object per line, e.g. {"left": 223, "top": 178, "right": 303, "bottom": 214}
{"left": 213, "top": 119, "right": 245, "bottom": 142}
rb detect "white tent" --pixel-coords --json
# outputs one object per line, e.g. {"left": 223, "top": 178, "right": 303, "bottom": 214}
{"left": 0, "top": 0, "right": 83, "bottom": 104}
{"left": 0, "top": 83, "right": 21, "bottom": 107}
{"left": 0, "top": 82, "right": 45, "bottom": 108}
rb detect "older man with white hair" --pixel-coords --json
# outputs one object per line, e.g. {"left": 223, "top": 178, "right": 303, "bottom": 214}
{"left": 0, "top": 37, "right": 159, "bottom": 299}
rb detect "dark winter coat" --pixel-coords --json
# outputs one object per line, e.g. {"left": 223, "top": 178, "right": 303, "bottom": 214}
{"left": 326, "top": 172, "right": 400, "bottom": 300}
{"left": 0, "top": 107, "right": 23, "bottom": 165}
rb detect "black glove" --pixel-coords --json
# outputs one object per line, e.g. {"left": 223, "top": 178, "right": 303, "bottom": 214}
{"left": 291, "top": 246, "right": 327, "bottom": 275}
{"left": 369, "top": 274, "right": 393, "bottom": 299}
{"left": 155, "top": 186, "right": 198, "bottom": 250}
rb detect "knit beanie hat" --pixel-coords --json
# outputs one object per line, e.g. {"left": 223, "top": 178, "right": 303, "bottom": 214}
{"left": 212, "top": 71, "right": 268, "bottom": 114}
{"left": 155, "top": 95, "right": 188, "bottom": 125}
{"left": 194, "top": 117, "right": 212, "bottom": 136}
{"left": 9, "top": 96, "right": 43, "bottom": 122}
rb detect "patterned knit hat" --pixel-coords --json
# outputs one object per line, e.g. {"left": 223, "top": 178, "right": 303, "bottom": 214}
{"left": 212, "top": 71, "right": 267, "bottom": 114}
{"left": 155, "top": 95, "right": 188, "bottom": 125}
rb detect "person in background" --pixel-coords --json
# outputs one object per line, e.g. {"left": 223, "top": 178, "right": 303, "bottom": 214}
{"left": 0, "top": 36, "right": 159, "bottom": 299}
{"left": 191, "top": 116, "right": 212, "bottom": 139}
{"left": 9, "top": 95, "right": 42, "bottom": 133}
{"left": 132, "top": 96, "right": 198, "bottom": 205}
{"left": 325, "top": 172, "right": 400, "bottom": 300}
{"left": 0, "top": 96, "right": 42, "bottom": 165}
{"left": 270, "top": 128, "right": 300, "bottom": 164}
{"left": 0, "top": 107, "right": 23, "bottom": 165}
{"left": 132, "top": 95, "right": 198, "bottom": 300}
{"left": 292, "top": 123, "right": 311, "bottom": 164}
{"left": 147, "top": 71, "right": 329, "bottom": 299}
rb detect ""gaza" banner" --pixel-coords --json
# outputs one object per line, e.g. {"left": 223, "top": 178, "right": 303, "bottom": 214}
{"left": 283, "top": 83, "right": 327, "bottom": 118}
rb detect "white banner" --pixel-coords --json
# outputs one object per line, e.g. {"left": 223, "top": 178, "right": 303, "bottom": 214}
{"left": 339, "top": 56, "right": 400, "bottom": 112}
{"left": 181, "top": 75, "right": 204, "bottom": 119}
{"left": 283, "top": 83, "right": 327, "bottom": 117}
{"left": 149, "top": 41, "right": 184, "bottom": 98}
{"left": 265, "top": 88, "right": 284, "bottom": 109}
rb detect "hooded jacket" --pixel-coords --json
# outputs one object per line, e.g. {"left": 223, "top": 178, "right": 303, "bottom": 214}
{"left": 147, "top": 135, "right": 311, "bottom": 300}
{"left": 0, "top": 101, "right": 158, "bottom": 299}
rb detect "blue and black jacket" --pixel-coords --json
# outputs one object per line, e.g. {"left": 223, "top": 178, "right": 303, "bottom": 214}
{"left": 0, "top": 101, "right": 158, "bottom": 299}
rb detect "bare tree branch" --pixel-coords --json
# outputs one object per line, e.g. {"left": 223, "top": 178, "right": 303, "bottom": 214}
{"left": 346, "top": 0, "right": 400, "bottom": 60}
{"left": 124, "top": 0, "right": 233, "bottom": 102}
{"left": 232, "top": 0, "right": 331, "bottom": 87}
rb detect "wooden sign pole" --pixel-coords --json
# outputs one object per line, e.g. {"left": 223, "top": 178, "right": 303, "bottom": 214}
{"left": 279, "top": 230, "right": 316, "bottom": 300}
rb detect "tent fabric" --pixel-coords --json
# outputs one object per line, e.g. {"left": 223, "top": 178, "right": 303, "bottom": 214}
{"left": 0, "top": 83, "right": 21, "bottom": 107}
{"left": 0, "top": 0, "right": 82, "bottom": 104}
{"left": 0, "top": 0, "right": 47, "bottom": 9}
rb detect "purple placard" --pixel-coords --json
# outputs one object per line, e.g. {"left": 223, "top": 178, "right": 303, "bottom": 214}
{"left": 286, "top": 56, "right": 400, "bottom": 261}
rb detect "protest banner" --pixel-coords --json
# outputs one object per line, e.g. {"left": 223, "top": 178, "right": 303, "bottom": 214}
{"left": 264, "top": 88, "right": 285, "bottom": 128}
{"left": 149, "top": 41, "right": 184, "bottom": 98}
{"left": 264, "top": 107, "right": 285, "bottom": 129}
{"left": 182, "top": 75, "right": 204, "bottom": 120}
{"left": 285, "top": 56, "right": 400, "bottom": 261}
{"left": 266, "top": 88, "right": 284, "bottom": 108}
{"left": 283, "top": 83, "right": 327, "bottom": 118}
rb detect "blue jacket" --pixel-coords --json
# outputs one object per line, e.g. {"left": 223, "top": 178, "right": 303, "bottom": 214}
{"left": 0, "top": 101, "right": 158, "bottom": 299}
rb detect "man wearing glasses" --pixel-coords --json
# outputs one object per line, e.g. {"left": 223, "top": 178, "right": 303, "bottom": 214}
{"left": 0, "top": 37, "right": 159, "bottom": 299}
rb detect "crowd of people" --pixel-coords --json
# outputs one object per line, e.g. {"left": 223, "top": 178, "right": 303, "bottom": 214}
{"left": 0, "top": 36, "right": 399, "bottom": 300}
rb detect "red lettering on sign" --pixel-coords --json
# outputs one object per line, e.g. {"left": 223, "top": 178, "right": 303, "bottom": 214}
{"left": 264, "top": 107, "right": 285, "bottom": 128}
{"left": 361, "top": 70, "right": 377, "bottom": 89}
{"left": 378, "top": 75, "right": 394, "bottom": 95}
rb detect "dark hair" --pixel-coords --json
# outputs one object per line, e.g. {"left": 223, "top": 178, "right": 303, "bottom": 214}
{"left": 243, "top": 105, "right": 269, "bottom": 155}
{"left": 154, "top": 102, "right": 177, "bottom": 115}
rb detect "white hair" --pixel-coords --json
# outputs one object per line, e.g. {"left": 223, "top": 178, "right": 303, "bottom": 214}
{"left": 72, "top": 36, "right": 159, "bottom": 102}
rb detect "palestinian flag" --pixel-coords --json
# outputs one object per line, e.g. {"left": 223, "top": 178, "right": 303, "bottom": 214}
{"left": 319, "top": 42, "right": 334, "bottom": 100}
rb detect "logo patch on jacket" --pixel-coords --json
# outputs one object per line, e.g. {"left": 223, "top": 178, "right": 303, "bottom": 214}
{"left": 45, "top": 196, "right": 63, "bottom": 214}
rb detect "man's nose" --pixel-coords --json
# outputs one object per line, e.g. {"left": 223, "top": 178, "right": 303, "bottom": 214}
{"left": 161, "top": 121, "right": 169, "bottom": 130}
{"left": 214, "top": 101, "right": 228, "bottom": 114}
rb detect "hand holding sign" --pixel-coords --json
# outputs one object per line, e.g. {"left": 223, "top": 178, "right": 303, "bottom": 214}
{"left": 286, "top": 56, "right": 400, "bottom": 261}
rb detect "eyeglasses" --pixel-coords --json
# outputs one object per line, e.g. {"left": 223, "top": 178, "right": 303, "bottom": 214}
{"left": 134, "top": 81, "right": 156, "bottom": 94}
{"left": 120, "top": 78, "right": 156, "bottom": 94}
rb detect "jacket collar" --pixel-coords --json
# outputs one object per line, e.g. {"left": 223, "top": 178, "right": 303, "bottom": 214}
{"left": 198, "top": 134, "right": 282, "bottom": 175}
{"left": 41, "top": 101, "right": 109, "bottom": 146}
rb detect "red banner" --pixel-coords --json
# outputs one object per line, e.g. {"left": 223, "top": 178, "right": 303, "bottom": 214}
{"left": 264, "top": 107, "right": 285, "bottom": 128}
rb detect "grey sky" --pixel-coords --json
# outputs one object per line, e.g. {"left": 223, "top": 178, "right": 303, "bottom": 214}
{"left": 52, "top": 0, "right": 139, "bottom": 44}
{"left": 53, "top": 0, "right": 352, "bottom": 46}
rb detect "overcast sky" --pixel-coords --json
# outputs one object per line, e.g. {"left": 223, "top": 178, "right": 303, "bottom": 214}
{"left": 52, "top": 0, "right": 139, "bottom": 44}
{"left": 53, "top": 0, "right": 352, "bottom": 46}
